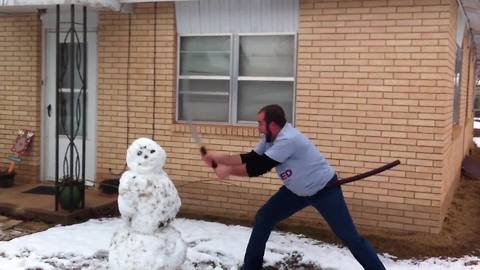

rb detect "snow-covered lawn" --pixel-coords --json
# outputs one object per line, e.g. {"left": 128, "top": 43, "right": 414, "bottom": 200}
{"left": 0, "top": 218, "right": 478, "bottom": 270}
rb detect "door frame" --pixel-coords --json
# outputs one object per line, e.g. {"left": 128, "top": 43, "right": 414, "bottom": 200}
{"left": 40, "top": 7, "right": 98, "bottom": 182}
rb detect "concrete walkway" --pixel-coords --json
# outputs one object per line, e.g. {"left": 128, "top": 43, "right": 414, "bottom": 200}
{"left": 0, "top": 215, "right": 52, "bottom": 241}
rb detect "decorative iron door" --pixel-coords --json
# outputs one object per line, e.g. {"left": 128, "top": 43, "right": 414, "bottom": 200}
{"left": 42, "top": 5, "right": 97, "bottom": 210}
{"left": 44, "top": 30, "right": 97, "bottom": 183}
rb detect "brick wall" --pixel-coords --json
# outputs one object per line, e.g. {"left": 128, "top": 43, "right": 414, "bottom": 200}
{"left": 94, "top": 0, "right": 476, "bottom": 234}
{"left": 0, "top": 13, "right": 41, "bottom": 183}
{"left": 440, "top": 3, "right": 476, "bottom": 221}
{"left": 296, "top": 0, "right": 473, "bottom": 233}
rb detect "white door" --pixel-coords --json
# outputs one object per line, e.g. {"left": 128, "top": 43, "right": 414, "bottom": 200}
{"left": 43, "top": 31, "right": 97, "bottom": 183}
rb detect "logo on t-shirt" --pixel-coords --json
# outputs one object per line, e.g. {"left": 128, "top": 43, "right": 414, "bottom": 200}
{"left": 280, "top": 169, "right": 293, "bottom": 181}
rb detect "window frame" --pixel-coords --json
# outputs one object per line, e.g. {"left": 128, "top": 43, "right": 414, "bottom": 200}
{"left": 176, "top": 33, "right": 234, "bottom": 123}
{"left": 453, "top": 46, "right": 463, "bottom": 125}
{"left": 176, "top": 32, "right": 297, "bottom": 125}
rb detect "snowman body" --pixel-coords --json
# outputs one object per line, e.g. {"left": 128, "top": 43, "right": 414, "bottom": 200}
{"left": 109, "top": 138, "right": 186, "bottom": 270}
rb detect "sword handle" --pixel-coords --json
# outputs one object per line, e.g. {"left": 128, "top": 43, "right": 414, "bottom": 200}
{"left": 200, "top": 146, "right": 217, "bottom": 169}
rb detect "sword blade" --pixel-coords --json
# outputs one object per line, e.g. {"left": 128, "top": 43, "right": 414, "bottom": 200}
{"left": 189, "top": 120, "right": 202, "bottom": 145}
{"left": 188, "top": 121, "right": 217, "bottom": 168}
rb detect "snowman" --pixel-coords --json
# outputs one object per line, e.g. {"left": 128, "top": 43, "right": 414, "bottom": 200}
{"left": 109, "top": 138, "right": 187, "bottom": 270}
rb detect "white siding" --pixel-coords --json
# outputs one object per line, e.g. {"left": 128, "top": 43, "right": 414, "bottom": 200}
{"left": 176, "top": 0, "right": 298, "bottom": 34}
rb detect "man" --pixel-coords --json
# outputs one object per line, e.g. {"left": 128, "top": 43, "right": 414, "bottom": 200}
{"left": 202, "top": 104, "right": 386, "bottom": 270}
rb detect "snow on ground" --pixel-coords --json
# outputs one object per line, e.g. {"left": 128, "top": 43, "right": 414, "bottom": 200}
{"left": 0, "top": 218, "right": 478, "bottom": 270}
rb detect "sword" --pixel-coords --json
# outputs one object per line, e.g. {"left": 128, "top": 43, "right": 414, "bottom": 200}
{"left": 189, "top": 121, "right": 217, "bottom": 169}
{"left": 183, "top": 91, "right": 218, "bottom": 169}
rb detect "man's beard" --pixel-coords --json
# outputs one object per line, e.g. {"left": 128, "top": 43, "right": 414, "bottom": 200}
{"left": 265, "top": 127, "right": 273, "bottom": 142}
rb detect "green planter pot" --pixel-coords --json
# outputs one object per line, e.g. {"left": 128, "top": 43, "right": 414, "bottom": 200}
{"left": 58, "top": 182, "right": 83, "bottom": 210}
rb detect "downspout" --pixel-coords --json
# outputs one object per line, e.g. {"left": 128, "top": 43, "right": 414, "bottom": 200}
{"left": 152, "top": 2, "right": 157, "bottom": 140}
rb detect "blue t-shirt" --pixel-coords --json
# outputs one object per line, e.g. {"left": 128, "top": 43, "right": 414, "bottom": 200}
{"left": 254, "top": 123, "right": 335, "bottom": 196}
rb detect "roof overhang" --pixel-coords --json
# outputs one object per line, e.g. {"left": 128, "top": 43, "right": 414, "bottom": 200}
{"left": 0, "top": 0, "right": 191, "bottom": 14}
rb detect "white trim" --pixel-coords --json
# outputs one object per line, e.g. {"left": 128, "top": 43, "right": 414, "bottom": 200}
{"left": 238, "top": 77, "right": 295, "bottom": 82}
{"left": 238, "top": 32, "right": 297, "bottom": 36}
{"left": 179, "top": 75, "right": 230, "bottom": 80}
{"left": 40, "top": 20, "right": 47, "bottom": 181}
{"left": 179, "top": 91, "right": 229, "bottom": 96}
{"left": 180, "top": 50, "right": 231, "bottom": 54}
{"left": 231, "top": 34, "right": 238, "bottom": 124}
{"left": 179, "top": 33, "right": 233, "bottom": 37}
{"left": 120, "top": 0, "right": 191, "bottom": 2}
{"left": 1, "top": 0, "right": 120, "bottom": 11}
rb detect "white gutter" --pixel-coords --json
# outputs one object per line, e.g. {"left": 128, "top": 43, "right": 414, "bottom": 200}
{"left": 0, "top": 0, "right": 192, "bottom": 13}
{"left": 1, "top": 0, "right": 122, "bottom": 10}
{"left": 120, "top": 0, "right": 192, "bottom": 2}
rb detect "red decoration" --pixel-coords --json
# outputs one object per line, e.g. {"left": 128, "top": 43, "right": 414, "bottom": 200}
{"left": 11, "top": 129, "right": 34, "bottom": 156}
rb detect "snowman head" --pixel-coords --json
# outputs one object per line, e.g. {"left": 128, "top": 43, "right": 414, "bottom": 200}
{"left": 126, "top": 138, "right": 166, "bottom": 174}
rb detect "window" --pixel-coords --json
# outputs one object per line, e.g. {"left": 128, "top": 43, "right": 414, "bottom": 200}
{"left": 453, "top": 47, "right": 462, "bottom": 125}
{"left": 59, "top": 42, "right": 86, "bottom": 136}
{"left": 177, "top": 34, "right": 296, "bottom": 124}
{"left": 453, "top": 7, "right": 465, "bottom": 125}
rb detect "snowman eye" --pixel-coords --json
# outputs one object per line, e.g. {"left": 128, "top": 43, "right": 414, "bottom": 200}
{"left": 150, "top": 150, "right": 155, "bottom": 154}
{"left": 137, "top": 151, "right": 142, "bottom": 156}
